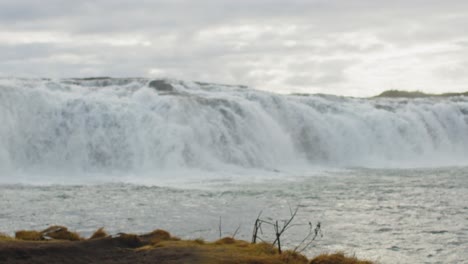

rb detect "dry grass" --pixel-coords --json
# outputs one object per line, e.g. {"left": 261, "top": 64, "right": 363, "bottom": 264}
{"left": 193, "top": 238, "right": 205, "bottom": 244}
{"left": 309, "top": 252, "right": 374, "bottom": 264}
{"left": 142, "top": 238, "right": 306, "bottom": 264}
{"left": 280, "top": 250, "right": 309, "bottom": 263}
{"left": 6, "top": 226, "right": 376, "bottom": 264}
{"left": 141, "top": 229, "right": 180, "bottom": 245}
{"left": 15, "top": 230, "right": 43, "bottom": 241}
{"left": 215, "top": 237, "right": 237, "bottom": 244}
{"left": 41, "top": 226, "right": 82, "bottom": 241}
{"left": 147, "top": 229, "right": 171, "bottom": 240}
{"left": 0, "top": 232, "right": 13, "bottom": 241}
{"left": 142, "top": 239, "right": 370, "bottom": 264}
{"left": 252, "top": 242, "right": 279, "bottom": 255}
{"left": 200, "top": 240, "right": 306, "bottom": 264}
{"left": 15, "top": 226, "right": 82, "bottom": 241}
{"left": 89, "top": 227, "right": 108, "bottom": 239}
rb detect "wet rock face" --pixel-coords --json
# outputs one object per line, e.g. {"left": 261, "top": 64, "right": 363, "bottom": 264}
{"left": 148, "top": 80, "right": 174, "bottom": 92}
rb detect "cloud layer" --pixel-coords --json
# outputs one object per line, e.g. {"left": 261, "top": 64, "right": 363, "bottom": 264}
{"left": 1, "top": 0, "right": 468, "bottom": 96}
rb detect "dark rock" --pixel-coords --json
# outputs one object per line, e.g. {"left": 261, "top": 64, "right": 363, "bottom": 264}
{"left": 148, "top": 80, "right": 174, "bottom": 92}
{"left": 74, "top": 77, "right": 111, "bottom": 81}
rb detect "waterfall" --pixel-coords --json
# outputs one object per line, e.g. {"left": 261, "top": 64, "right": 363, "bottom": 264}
{"left": 1, "top": 78, "right": 467, "bottom": 178}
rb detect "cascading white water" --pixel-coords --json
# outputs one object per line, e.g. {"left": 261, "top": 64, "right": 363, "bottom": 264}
{"left": 1, "top": 78, "right": 468, "bottom": 178}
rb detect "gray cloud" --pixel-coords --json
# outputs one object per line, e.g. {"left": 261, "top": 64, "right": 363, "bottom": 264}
{"left": 1, "top": 0, "right": 468, "bottom": 96}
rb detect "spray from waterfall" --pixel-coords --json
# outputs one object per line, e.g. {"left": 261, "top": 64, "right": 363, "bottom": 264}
{"left": 1, "top": 78, "right": 467, "bottom": 179}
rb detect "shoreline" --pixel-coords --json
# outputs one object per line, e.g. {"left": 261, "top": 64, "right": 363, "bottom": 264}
{"left": 0, "top": 226, "right": 373, "bottom": 264}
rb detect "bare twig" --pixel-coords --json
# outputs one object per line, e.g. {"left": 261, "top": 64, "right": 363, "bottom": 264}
{"left": 293, "top": 222, "right": 322, "bottom": 253}
{"left": 252, "top": 211, "right": 263, "bottom": 243}
{"left": 275, "top": 220, "right": 282, "bottom": 253}
{"left": 252, "top": 219, "right": 259, "bottom": 243}
{"left": 272, "top": 206, "right": 299, "bottom": 246}
{"left": 231, "top": 224, "right": 241, "bottom": 239}
{"left": 218, "top": 216, "right": 222, "bottom": 238}
{"left": 251, "top": 205, "right": 322, "bottom": 254}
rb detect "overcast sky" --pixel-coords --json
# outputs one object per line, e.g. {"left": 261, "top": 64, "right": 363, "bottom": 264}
{"left": 1, "top": 0, "right": 468, "bottom": 96}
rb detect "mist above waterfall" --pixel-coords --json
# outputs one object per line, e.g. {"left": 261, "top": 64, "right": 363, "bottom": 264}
{"left": 1, "top": 78, "right": 468, "bottom": 179}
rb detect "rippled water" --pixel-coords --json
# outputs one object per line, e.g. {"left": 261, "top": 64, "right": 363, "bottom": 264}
{"left": 2, "top": 79, "right": 467, "bottom": 263}
{"left": 1, "top": 167, "right": 466, "bottom": 263}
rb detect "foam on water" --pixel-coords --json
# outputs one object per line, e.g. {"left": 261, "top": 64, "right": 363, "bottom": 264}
{"left": 1, "top": 78, "right": 468, "bottom": 182}
{"left": 0, "top": 167, "right": 466, "bottom": 263}
{"left": 1, "top": 78, "right": 467, "bottom": 263}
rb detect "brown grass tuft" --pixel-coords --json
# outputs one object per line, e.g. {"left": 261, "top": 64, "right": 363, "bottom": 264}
{"left": 310, "top": 252, "right": 374, "bottom": 264}
{"left": 196, "top": 240, "right": 309, "bottom": 264}
{"left": 280, "top": 250, "right": 309, "bottom": 264}
{"left": 193, "top": 238, "right": 205, "bottom": 244}
{"left": 15, "top": 226, "right": 82, "bottom": 241}
{"left": 148, "top": 229, "right": 171, "bottom": 240}
{"left": 143, "top": 229, "right": 173, "bottom": 245}
{"left": 41, "top": 226, "right": 82, "bottom": 241}
{"left": 215, "top": 237, "right": 237, "bottom": 245}
{"left": 253, "top": 242, "right": 278, "bottom": 255}
{"left": 15, "top": 230, "right": 43, "bottom": 241}
{"left": 89, "top": 227, "right": 108, "bottom": 240}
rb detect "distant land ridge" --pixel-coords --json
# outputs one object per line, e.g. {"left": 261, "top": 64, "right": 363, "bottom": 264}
{"left": 375, "top": 89, "right": 468, "bottom": 98}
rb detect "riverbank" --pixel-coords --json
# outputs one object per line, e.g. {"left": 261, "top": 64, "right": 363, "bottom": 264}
{"left": 0, "top": 227, "right": 373, "bottom": 264}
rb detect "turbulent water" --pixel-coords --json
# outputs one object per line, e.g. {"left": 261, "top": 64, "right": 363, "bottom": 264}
{"left": 1, "top": 78, "right": 468, "bottom": 176}
{"left": 0, "top": 78, "right": 467, "bottom": 263}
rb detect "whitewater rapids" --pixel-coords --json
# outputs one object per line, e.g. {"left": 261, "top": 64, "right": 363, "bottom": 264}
{"left": 1, "top": 78, "right": 467, "bottom": 263}
{"left": 1, "top": 78, "right": 468, "bottom": 178}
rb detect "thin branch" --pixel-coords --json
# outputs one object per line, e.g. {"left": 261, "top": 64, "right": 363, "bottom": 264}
{"left": 283, "top": 223, "right": 310, "bottom": 232}
{"left": 256, "top": 210, "right": 263, "bottom": 219}
{"left": 251, "top": 205, "right": 321, "bottom": 253}
{"left": 272, "top": 206, "right": 299, "bottom": 245}
{"left": 293, "top": 222, "right": 313, "bottom": 252}
{"left": 232, "top": 224, "right": 241, "bottom": 239}
{"left": 218, "top": 216, "right": 222, "bottom": 238}
{"left": 294, "top": 222, "right": 322, "bottom": 253}
{"left": 258, "top": 219, "right": 275, "bottom": 226}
